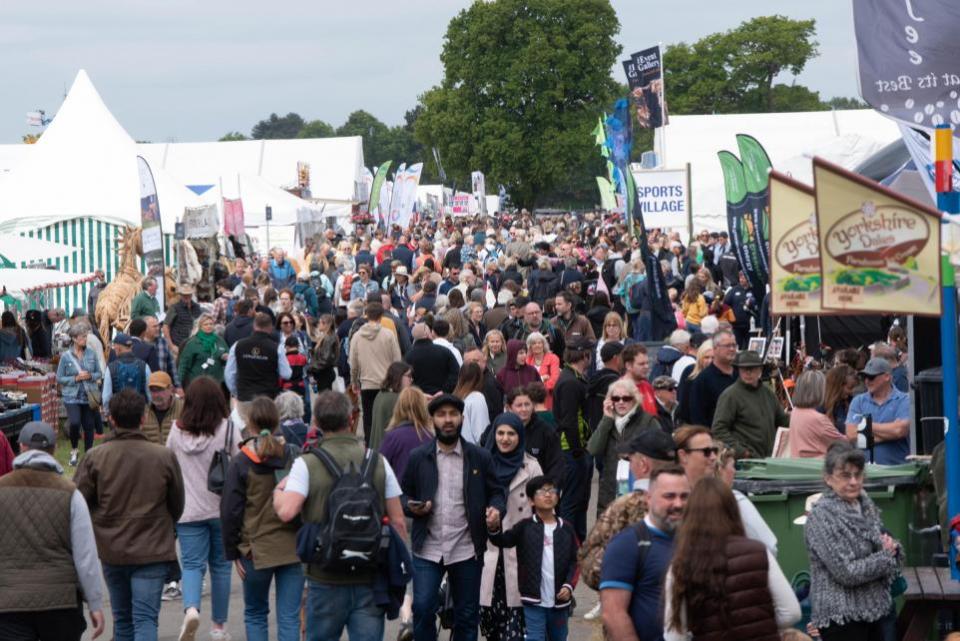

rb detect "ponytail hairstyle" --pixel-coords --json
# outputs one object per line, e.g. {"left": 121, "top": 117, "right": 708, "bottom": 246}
{"left": 246, "top": 397, "right": 284, "bottom": 461}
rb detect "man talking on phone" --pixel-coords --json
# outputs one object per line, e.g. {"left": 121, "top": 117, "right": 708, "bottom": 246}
{"left": 401, "top": 393, "right": 507, "bottom": 641}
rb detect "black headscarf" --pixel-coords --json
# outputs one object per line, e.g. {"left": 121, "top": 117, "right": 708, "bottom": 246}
{"left": 487, "top": 412, "right": 526, "bottom": 490}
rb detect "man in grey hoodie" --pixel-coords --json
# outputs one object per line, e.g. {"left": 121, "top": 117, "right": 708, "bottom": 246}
{"left": 0, "top": 421, "right": 105, "bottom": 640}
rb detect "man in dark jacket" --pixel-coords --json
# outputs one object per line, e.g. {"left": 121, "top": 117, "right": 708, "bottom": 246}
{"left": 464, "top": 346, "right": 504, "bottom": 423}
{"left": 404, "top": 322, "right": 460, "bottom": 395}
{"left": 503, "top": 302, "right": 565, "bottom": 358}
{"left": 552, "top": 338, "right": 593, "bottom": 542}
{"left": 224, "top": 299, "right": 256, "bottom": 347}
{"left": 506, "top": 387, "right": 565, "bottom": 487}
{"left": 587, "top": 342, "right": 624, "bottom": 433}
{"left": 74, "top": 390, "right": 184, "bottom": 641}
{"left": 401, "top": 394, "right": 506, "bottom": 641}
{"left": 392, "top": 234, "right": 415, "bottom": 271}
{"left": 652, "top": 375, "right": 678, "bottom": 434}
{"left": 723, "top": 271, "right": 755, "bottom": 349}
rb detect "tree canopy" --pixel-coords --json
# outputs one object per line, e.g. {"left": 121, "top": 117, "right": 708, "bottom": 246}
{"left": 251, "top": 112, "right": 306, "bottom": 139}
{"left": 414, "top": 0, "right": 622, "bottom": 208}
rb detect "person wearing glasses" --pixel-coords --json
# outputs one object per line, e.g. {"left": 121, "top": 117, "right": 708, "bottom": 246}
{"left": 805, "top": 442, "right": 901, "bottom": 640}
{"left": 844, "top": 357, "right": 910, "bottom": 465}
{"left": 587, "top": 379, "right": 657, "bottom": 515}
{"left": 687, "top": 330, "right": 738, "bottom": 427}
{"left": 712, "top": 350, "right": 789, "bottom": 459}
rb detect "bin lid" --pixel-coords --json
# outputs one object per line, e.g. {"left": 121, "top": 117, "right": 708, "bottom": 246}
{"left": 733, "top": 457, "right": 924, "bottom": 495}
{"left": 915, "top": 367, "right": 943, "bottom": 382}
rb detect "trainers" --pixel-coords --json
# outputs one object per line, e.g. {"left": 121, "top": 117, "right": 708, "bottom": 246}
{"left": 209, "top": 629, "right": 231, "bottom": 641}
{"left": 162, "top": 582, "right": 182, "bottom": 601}
{"left": 583, "top": 601, "right": 602, "bottom": 620}
{"left": 397, "top": 621, "right": 413, "bottom": 641}
{"left": 68, "top": 450, "right": 78, "bottom": 467}
{"left": 178, "top": 607, "right": 199, "bottom": 641}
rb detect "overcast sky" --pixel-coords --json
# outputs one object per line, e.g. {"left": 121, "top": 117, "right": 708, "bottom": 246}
{"left": 0, "top": 0, "right": 856, "bottom": 144}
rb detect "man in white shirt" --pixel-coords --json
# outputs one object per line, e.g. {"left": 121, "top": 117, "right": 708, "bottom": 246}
{"left": 432, "top": 319, "right": 463, "bottom": 366}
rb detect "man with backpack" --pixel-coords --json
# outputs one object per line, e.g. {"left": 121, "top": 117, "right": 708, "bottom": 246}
{"left": 272, "top": 390, "right": 407, "bottom": 641}
{"left": 103, "top": 333, "right": 151, "bottom": 408}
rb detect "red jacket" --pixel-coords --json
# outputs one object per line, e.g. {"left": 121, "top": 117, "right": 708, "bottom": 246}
{"left": 0, "top": 431, "right": 12, "bottom": 477}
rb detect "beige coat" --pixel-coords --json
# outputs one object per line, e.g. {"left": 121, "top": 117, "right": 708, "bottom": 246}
{"left": 480, "top": 454, "right": 543, "bottom": 608}
{"left": 348, "top": 321, "right": 401, "bottom": 390}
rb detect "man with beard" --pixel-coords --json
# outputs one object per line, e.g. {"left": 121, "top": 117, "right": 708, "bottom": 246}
{"left": 600, "top": 465, "right": 690, "bottom": 641}
{"left": 402, "top": 394, "right": 506, "bottom": 641}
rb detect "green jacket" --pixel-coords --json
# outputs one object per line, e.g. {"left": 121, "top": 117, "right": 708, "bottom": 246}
{"left": 177, "top": 333, "right": 228, "bottom": 387}
{"left": 130, "top": 291, "right": 160, "bottom": 320}
{"left": 369, "top": 390, "right": 398, "bottom": 452}
{"left": 712, "top": 379, "right": 790, "bottom": 458}
{"left": 587, "top": 410, "right": 657, "bottom": 513}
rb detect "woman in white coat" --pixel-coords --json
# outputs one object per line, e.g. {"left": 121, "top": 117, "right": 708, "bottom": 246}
{"left": 479, "top": 413, "right": 543, "bottom": 641}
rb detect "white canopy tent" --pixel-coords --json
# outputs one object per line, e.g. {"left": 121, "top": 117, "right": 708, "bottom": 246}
{"left": 0, "top": 70, "right": 206, "bottom": 231}
{"left": 654, "top": 109, "right": 902, "bottom": 231}
{"left": 0, "top": 268, "right": 95, "bottom": 294}
{"left": 0, "top": 235, "right": 77, "bottom": 266}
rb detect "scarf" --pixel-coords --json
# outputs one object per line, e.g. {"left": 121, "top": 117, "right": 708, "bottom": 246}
{"left": 487, "top": 412, "right": 526, "bottom": 490}
{"left": 614, "top": 405, "right": 638, "bottom": 434}
{"left": 196, "top": 330, "right": 218, "bottom": 353}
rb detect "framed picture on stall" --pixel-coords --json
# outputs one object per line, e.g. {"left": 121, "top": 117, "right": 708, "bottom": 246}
{"left": 747, "top": 337, "right": 766, "bottom": 355}
{"left": 767, "top": 337, "right": 784, "bottom": 361}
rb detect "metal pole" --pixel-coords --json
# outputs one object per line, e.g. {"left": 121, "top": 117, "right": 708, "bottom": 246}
{"left": 935, "top": 122, "right": 960, "bottom": 580}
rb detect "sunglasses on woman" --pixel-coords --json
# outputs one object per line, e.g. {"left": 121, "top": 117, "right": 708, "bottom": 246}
{"left": 685, "top": 446, "right": 719, "bottom": 457}
{"left": 610, "top": 395, "right": 634, "bottom": 403}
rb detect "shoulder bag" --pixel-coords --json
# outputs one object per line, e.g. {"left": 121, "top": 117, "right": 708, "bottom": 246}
{"left": 207, "top": 419, "right": 234, "bottom": 495}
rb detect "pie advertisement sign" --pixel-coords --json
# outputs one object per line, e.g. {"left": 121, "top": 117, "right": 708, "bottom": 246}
{"left": 769, "top": 171, "right": 823, "bottom": 316}
{"left": 813, "top": 157, "right": 942, "bottom": 316}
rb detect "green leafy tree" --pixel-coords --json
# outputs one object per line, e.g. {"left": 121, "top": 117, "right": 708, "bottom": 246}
{"left": 415, "top": 0, "right": 621, "bottom": 207}
{"left": 297, "top": 119, "right": 336, "bottom": 138}
{"left": 219, "top": 131, "right": 248, "bottom": 141}
{"left": 664, "top": 15, "right": 819, "bottom": 114}
{"left": 825, "top": 96, "right": 868, "bottom": 110}
{"left": 336, "top": 110, "right": 391, "bottom": 167}
{"left": 251, "top": 112, "right": 305, "bottom": 139}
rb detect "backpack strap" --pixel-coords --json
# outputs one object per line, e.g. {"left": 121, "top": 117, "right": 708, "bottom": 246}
{"left": 359, "top": 449, "right": 377, "bottom": 483}
{"left": 309, "top": 446, "right": 344, "bottom": 480}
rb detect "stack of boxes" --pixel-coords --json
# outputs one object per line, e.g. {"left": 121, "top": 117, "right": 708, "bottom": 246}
{"left": 1, "top": 371, "right": 59, "bottom": 425}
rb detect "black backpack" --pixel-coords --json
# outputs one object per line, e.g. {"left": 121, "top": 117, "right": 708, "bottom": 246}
{"left": 295, "top": 447, "right": 385, "bottom": 573}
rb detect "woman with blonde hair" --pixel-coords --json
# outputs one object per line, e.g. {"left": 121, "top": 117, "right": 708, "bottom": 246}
{"left": 676, "top": 339, "right": 713, "bottom": 424}
{"left": 526, "top": 332, "right": 560, "bottom": 409}
{"left": 681, "top": 280, "right": 708, "bottom": 333}
{"left": 595, "top": 311, "right": 630, "bottom": 369}
{"left": 378, "top": 386, "right": 434, "bottom": 480}
{"left": 483, "top": 329, "right": 508, "bottom": 375}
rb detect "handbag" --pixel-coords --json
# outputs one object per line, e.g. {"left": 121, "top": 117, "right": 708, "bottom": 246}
{"left": 207, "top": 419, "right": 234, "bottom": 495}
{"left": 66, "top": 351, "right": 102, "bottom": 410}
{"left": 332, "top": 367, "right": 346, "bottom": 394}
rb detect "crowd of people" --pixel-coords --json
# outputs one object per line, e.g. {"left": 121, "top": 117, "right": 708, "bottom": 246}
{"left": 0, "top": 210, "right": 924, "bottom": 641}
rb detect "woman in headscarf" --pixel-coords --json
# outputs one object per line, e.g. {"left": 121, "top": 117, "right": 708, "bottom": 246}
{"left": 479, "top": 413, "right": 543, "bottom": 641}
{"left": 496, "top": 339, "right": 540, "bottom": 398}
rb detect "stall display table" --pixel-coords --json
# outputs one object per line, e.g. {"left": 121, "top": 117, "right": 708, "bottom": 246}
{"left": 0, "top": 404, "right": 41, "bottom": 446}
{"left": 897, "top": 566, "right": 960, "bottom": 640}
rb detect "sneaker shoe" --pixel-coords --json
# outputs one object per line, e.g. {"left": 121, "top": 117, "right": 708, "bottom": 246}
{"left": 209, "top": 629, "right": 231, "bottom": 641}
{"left": 162, "top": 582, "right": 182, "bottom": 601}
{"left": 178, "top": 607, "right": 199, "bottom": 641}
{"left": 68, "top": 450, "right": 78, "bottom": 467}
{"left": 397, "top": 621, "right": 413, "bottom": 641}
{"left": 583, "top": 601, "right": 602, "bottom": 620}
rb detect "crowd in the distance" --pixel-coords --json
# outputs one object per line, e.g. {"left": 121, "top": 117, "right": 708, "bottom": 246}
{"left": 0, "top": 210, "right": 916, "bottom": 641}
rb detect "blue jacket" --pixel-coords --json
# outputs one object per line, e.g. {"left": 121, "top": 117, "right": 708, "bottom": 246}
{"left": 269, "top": 259, "right": 297, "bottom": 289}
{"left": 56, "top": 346, "right": 103, "bottom": 404}
{"left": 373, "top": 524, "right": 413, "bottom": 620}
{"left": 400, "top": 437, "right": 507, "bottom": 560}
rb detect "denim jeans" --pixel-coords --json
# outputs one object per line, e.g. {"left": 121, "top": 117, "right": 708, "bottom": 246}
{"left": 176, "top": 519, "right": 232, "bottom": 624}
{"left": 240, "top": 559, "right": 305, "bottom": 641}
{"left": 631, "top": 311, "right": 652, "bottom": 342}
{"left": 305, "top": 580, "right": 384, "bottom": 641}
{"left": 558, "top": 451, "right": 593, "bottom": 542}
{"left": 522, "top": 605, "right": 569, "bottom": 641}
{"left": 412, "top": 555, "right": 482, "bottom": 641}
{"left": 101, "top": 561, "right": 167, "bottom": 641}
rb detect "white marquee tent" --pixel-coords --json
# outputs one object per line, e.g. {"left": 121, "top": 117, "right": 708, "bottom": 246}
{"left": 653, "top": 109, "right": 902, "bottom": 231}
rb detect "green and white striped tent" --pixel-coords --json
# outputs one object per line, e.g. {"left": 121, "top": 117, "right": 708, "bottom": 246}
{"left": 0, "top": 217, "right": 177, "bottom": 313}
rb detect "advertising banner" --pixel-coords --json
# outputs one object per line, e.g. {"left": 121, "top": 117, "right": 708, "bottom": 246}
{"left": 222, "top": 198, "right": 245, "bottom": 236}
{"left": 137, "top": 156, "right": 166, "bottom": 313}
{"left": 736, "top": 135, "right": 772, "bottom": 282}
{"left": 396, "top": 163, "right": 424, "bottom": 229}
{"left": 769, "top": 171, "right": 823, "bottom": 316}
{"left": 629, "top": 167, "right": 689, "bottom": 230}
{"left": 718, "top": 151, "right": 765, "bottom": 301}
{"left": 853, "top": 0, "right": 960, "bottom": 132}
{"left": 596, "top": 177, "right": 618, "bottom": 211}
{"left": 452, "top": 193, "right": 472, "bottom": 215}
{"left": 628, "top": 171, "right": 677, "bottom": 340}
{"left": 386, "top": 163, "right": 406, "bottom": 226}
{"left": 813, "top": 157, "right": 941, "bottom": 315}
{"left": 182, "top": 204, "right": 219, "bottom": 239}
{"left": 628, "top": 46, "right": 667, "bottom": 129}
{"left": 471, "top": 171, "right": 488, "bottom": 215}
{"left": 369, "top": 161, "right": 392, "bottom": 224}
